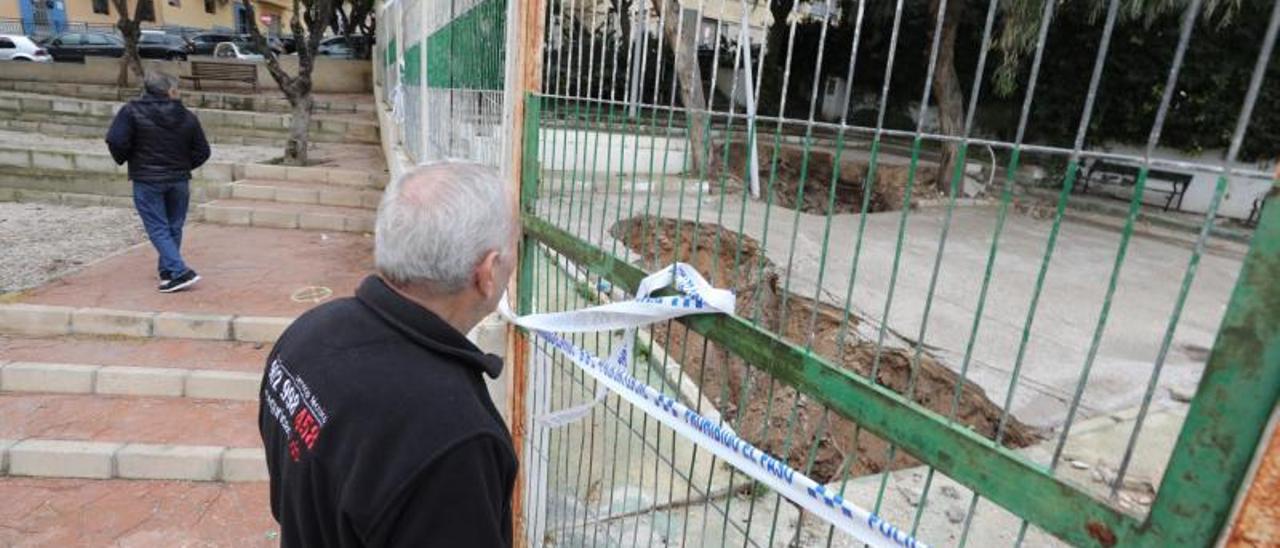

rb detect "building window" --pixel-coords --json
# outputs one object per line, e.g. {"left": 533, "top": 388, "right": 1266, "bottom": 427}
{"left": 136, "top": 0, "right": 155, "bottom": 21}
{"left": 169, "top": 0, "right": 180, "bottom": 7}
{"left": 92, "top": 0, "right": 109, "bottom": 15}
{"left": 204, "top": 0, "right": 215, "bottom": 14}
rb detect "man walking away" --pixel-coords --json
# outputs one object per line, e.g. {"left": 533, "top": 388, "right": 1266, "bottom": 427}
{"left": 260, "top": 162, "right": 519, "bottom": 547}
{"left": 106, "top": 71, "right": 210, "bottom": 293}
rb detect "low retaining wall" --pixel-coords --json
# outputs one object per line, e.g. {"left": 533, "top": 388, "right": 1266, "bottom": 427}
{"left": 539, "top": 127, "right": 689, "bottom": 176}
{"left": 0, "top": 80, "right": 375, "bottom": 115}
{"left": 0, "top": 92, "right": 379, "bottom": 145}
{"left": 0, "top": 56, "right": 371, "bottom": 94}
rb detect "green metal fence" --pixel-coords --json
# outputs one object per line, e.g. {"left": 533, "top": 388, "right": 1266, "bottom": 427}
{"left": 377, "top": 0, "right": 1280, "bottom": 545}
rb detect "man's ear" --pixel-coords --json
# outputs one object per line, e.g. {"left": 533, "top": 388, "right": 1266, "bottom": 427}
{"left": 474, "top": 250, "right": 501, "bottom": 299}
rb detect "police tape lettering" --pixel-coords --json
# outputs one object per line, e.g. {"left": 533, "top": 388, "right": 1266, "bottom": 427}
{"left": 499, "top": 263, "right": 929, "bottom": 548}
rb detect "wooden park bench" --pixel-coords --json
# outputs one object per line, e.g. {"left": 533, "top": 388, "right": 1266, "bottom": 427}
{"left": 181, "top": 61, "right": 258, "bottom": 93}
{"left": 1079, "top": 158, "right": 1193, "bottom": 212}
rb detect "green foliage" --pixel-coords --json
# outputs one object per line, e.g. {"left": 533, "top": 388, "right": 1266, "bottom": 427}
{"left": 1008, "top": 0, "right": 1277, "bottom": 160}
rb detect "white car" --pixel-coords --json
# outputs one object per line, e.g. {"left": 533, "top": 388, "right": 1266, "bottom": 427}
{"left": 213, "top": 41, "right": 264, "bottom": 61}
{"left": 0, "top": 34, "right": 52, "bottom": 62}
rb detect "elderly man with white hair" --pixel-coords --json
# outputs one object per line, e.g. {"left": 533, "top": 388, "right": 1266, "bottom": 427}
{"left": 259, "top": 161, "right": 519, "bottom": 547}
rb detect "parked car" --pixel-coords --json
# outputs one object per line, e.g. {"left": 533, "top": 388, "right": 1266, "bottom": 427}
{"left": 139, "top": 31, "right": 192, "bottom": 60}
{"left": 213, "top": 41, "right": 264, "bottom": 61}
{"left": 317, "top": 35, "right": 373, "bottom": 59}
{"left": 0, "top": 34, "right": 52, "bottom": 62}
{"left": 233, "top": 34, "right": 294, "bottom": 55}
{"left": 190, "top": 32, "right": 236, "bottom": 56}
{"left": 42, "top": 32, "right": 124, "bottom": 62}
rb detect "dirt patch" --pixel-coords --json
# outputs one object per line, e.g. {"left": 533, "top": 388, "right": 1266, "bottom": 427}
{"left": 611, "top": 216, "right": 1040, "bottom": 482}
{"left": 0, "top": 202, "right": 144, "bottom": 293}
{"left": 724, "top": 142, "right": 942, "bottom": 215}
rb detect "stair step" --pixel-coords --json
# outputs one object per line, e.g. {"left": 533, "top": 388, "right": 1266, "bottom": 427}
{"left": 227, "top": 179, "right": 381, "bottom": 209}
{"left": 0, "top": 303, "right": 293, "bottom": 344}
{"left": 0, "top": 392, "right": 258, "bottom": 448}
{"left": 1, "top": 438, "right": 265, "bottom": 482}
{"left": 1, "top": 361, "right": 259, "bottom": 401}
{"left": 0, "top": 335, "right": 268, "bottom": 374}
{"left": 198, "top": 199, "right": 375, "bottom": 233}
{"left": 0, "top": 477, "right": 275, "bottom": 542}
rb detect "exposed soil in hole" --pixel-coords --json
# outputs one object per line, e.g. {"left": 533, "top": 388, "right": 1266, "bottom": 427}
{"left": 611, "top": 216, "right": 1040, "bottom": 483}
{"left": 724, "top": 142, "right": 943, "bottom": 215}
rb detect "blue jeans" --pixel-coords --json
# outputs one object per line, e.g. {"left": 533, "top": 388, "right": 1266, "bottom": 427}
{"left": 132, "top": 180, "right": 191, "bottom": 279}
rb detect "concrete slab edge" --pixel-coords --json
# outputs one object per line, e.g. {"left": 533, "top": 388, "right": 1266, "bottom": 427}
{"left": 0, "top": 304, "right": 292, "bottom": 343}
{"left": 2, "top": 438, "right": 266, "bottom": 482}
{"left": 0, "top": 361, "right": 260, "bottom": 401}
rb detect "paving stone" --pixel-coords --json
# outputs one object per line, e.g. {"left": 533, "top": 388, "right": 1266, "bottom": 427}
{"left": 274, "top": 187, "right": 319, "bottom": 204}
{"left": 251, "top": 115, "right": 286, "bottom": 130}
{"left": 8, "top": 439, "right": 122, "bottom": 479}
{"left": 19, "top": 97, "right": 52, "bottom": 112}
{"left": 101, "top": 195, "right": 135, "bottom": 209}
{"left": 30, "top": 151, "right": 74, "bottom": 171}
{"left": 232, "top": 316, "right": 293, "bottom": 343}
{"left": 71, "top": 308, "right": 155, "bottom": 337}
{"left": 200, "top": 162, "right": 235, "bottom": 182}
{"left": 185, "top": 370, "right": 260, "bottom": 401}
{"left": 251, "top": 209, "right": 299, "bottom": 229}
{"left": 0, "top": 362, "right": 98, "bottom": 394}
{"left": 201, "top": 204, "right": 253, "bottom": 225}
{"left": 153, "top": 312, "right": 234, "bottom": 340}
{"left": 326, "top": 169, "right": 372, "bottom": 187}
{"left": 0, "top": 303, "right": 72, "bottom": 335}
{"left": 95, "top": 366, "right": 187, "bottom": 397}
{"left": 345, "top": 215, "right": 376, "bottom": 233}
{"left": 0, "top": 438, "right": 14, "bottom": 474}
{"left": 318, "top": 188, "right": 364, "bottom": 207}
{"left": 231, "top": 183, "right": 276, "bottom": 201}
{"left": 51, "top": 99, "right": 82, "bottom": 114}
{"left": 285, "top": 167, "right": 324, "bottom": 183}
{"left": 221, "top": 447, "right": 268, "bottom": 481}
{"left": 299, "top": 212, "right": 347, "bottom": 232}
{"left": 222, "top": 113, "right": 254, "bottom": 128}
{"left": 116, "top": 443, "right": 223, "bottom": 481}
{"left": 61, "top": 194, "right": 105, "bottom": 207}
{"left": 0, "top": 148, "right": 30, "bottom": 168}
{"left": 14, "top": 189, "right": 61, "bottom": 204}
{"left": 241, "top": 163, "right": 288, "bottom": 181}
{"left": 72, "top": 153, "right": 118, "bottom": 173}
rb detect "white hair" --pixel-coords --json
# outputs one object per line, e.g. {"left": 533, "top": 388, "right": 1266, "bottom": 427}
{"left": 374, "top": 161, "right": 515, "bottom": 292}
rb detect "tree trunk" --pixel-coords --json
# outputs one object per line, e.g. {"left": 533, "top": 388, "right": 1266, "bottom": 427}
{"left": 760, "top": 0, "right": 794, "bottom": 117}
{"left": 111, "top": 0, "right": 145, "bottom": 89}
{"left": 655, "top": 0, "right": 718, "bottom": 178}
{"left": 286, "top": 93, "right": 314, "bottom": 164}
{"left": 243, "top": 0, "right": 334, "bottom": 166}
{"left": 930, "top": 0, "right": 966, "bottom": 192}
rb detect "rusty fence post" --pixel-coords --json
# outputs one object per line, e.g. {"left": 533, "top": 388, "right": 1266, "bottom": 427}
{"left": 503, "top": 0, "right": 544, "bottom": 545}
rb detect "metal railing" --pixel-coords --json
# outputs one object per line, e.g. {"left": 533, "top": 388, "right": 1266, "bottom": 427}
{"left": 376, "top": 0, "right": 1280, "bottom": 545}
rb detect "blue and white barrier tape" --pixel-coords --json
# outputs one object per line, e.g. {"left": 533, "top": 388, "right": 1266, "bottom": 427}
{"left": 500, "top": 263, "right": 929, "bottom": 548}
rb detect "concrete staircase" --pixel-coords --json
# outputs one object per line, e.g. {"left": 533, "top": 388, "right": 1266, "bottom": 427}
{"left": 0, "top": 91, "right": 379, "bottom": 146}
{"left": 197, "top": 176, "right": 381, "bottom": 233}
{"left": 0, "top": 146, "right": 384, "bottom": 216}
{"left": 0, "top": 85, "right": 386, "bottom": 542}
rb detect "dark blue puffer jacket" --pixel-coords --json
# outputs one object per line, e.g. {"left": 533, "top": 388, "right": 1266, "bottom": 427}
{"left": 105, "top": 92, "right": 211, "bottom": 183}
